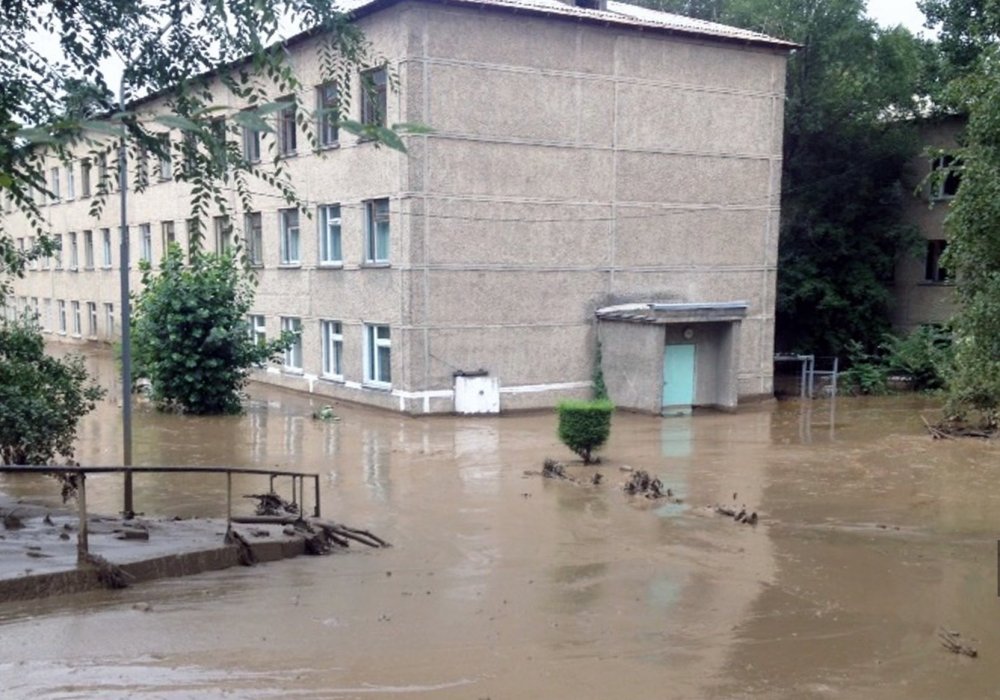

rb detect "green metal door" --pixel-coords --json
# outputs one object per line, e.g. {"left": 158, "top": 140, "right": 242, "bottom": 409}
{"left": 662, "top": 344, "right": 696, "bottom": 414}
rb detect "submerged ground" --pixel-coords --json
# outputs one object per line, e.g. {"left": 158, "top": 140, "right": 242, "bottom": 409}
{"left": 1, "top": 351, "right": 998, "bottom": 698}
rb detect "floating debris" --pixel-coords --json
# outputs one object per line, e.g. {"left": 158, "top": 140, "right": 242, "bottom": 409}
{"left": 245, "top": 491, "right": 299, "bottom": 516}
{"left": 939, "top": 628, "right": 978, "bottom": 658}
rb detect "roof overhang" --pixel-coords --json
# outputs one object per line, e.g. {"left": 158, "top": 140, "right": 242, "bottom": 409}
{"left": 596, "top": 301, "right": 748, "bottom": 324}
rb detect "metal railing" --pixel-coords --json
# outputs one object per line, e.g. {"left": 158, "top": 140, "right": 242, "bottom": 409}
{"left": 0, "top": 465, "right": 321, "bottom": 562}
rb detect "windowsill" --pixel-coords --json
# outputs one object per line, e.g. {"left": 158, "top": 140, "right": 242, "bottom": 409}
{"left": 278, "top": 151, "right": 298, "bottom": 159}
{"left": 277, "top": 263, "right": 302, "bottom": 269}
{"left": 248, "top": 262, "right": 264, "bottom": 269}
{"left": 317, "top": 142, "right": 341, "bottom": 152}
{"left": 918, "top": 280, "right": 954, "bottom": 287}
{"left": 361, "top": 261, "right": 391, "bottom": 269}
{"left": 320, "top": 374, "right": 345, "bottom": 384}
{"left": 101, "top": 265, "right": 112, "bottom": 270}
{"left": 362, "top": 381, "right": 392, "bottom": 392}
{"left": 68, "top": 267, "right": 78, "bottom": 272}
{"left": 318, "top": 262, "right": 344, "bottom": 269}
{"left": 84, "top": 266, "right": 94, "bottom": 271}
{"left": 283, "top": 367, "right": 304, "bottom": 375}
{"left": 58, "top": 331, "right": 66, "bottom": 336}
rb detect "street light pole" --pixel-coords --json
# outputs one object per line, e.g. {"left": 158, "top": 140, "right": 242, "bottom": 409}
{"left": 118, "top": 76, "right": 134, "bottom": 518}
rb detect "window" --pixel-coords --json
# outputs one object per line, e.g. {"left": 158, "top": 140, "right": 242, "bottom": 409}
{"left": 187, "top": 218, "right": 201, "bottom": 257}
{"left": 241, "top": 112, "right": 261, "bottom": 163}
{"left": 105, "top": 303, "right": 115, "bottom": 335}
{"left": 101, "top": 228, "right": 112, "bottom": 267}
{"left": 87, "top": 302, "right": 98, "bottom": 337}
{"left": 136, "top": 145, "right": 149, "bottom": 187}
{"left": 321, "top": 320, "right": 344, "bottom": 379}
{"left": 248, "top": 314, "right": 266, "bottom": 346}
{"left": 364, "top": 198, "right": 390, "bottom": 263}
{"left": 931, "top": 155, "right": 961, "bottom": 200}
{"left": 30, "top": 297, "right": 39, "bottom": 323}
{"left": 42, "top": 299, "right": 51, "bottom": 332}
{"left": 277, "top": 98, "right": 297, "bottom": 155}
{"left": 281, "top": 317, "right": 303, "bottom": 370}
{"left": 98, "top": 154, "right": 110, "bottom": 191}
{"left": 316, "top": 83, "right": 340, "bottom": 147}
{"left": 80, "top": 160, "right": 92, "bottom": 197}
{"left": 318, "top": 204, "right": 342, "bottom": 265}
{"left": 26, "top": 237, "right": 35, "bottom": 270}
{"left": 279, "top": 208, "right": 300, "bottom": 265}
{"left": 71, "top": 301, "right": 81, "bottom": 335}
{"left": 360, "top": 67, "right": 388, "bottom": 128}
{"left": 161, "top": 221, "right": 175, "bottom": 257}
{"left": 209, "top": 117, "right": 227, "bottom": 168}
{"left": 66, "top": 166, "right": 75, "bottom": 200}
{"left": 213, "top": 215, "right": 231, "bottom": 254}
{"left": 49, "top": 167, "right": 60, "bottom": 202}
{"left": 925, "top": 239, "right": 948, "bottom": 283}
{"left": 54, "top": 233, "right": 63, "bottom": 269}
{"left": 157, "top": 134, "right": 172, "bottom": 180}
{"left": 364, "top": 324, "right": 391, "bottom": 385}
{"left": 83, "top": 230, "right": 94, "bottom": 269}
{"left": 57, "top": 300, "right": 67, "bottom": 333}
{"left": 68, "top": 232, "right": 79, "bottom": 270}
{"left": 245, "top": 212, "right": 263, "bottom": 266}
{"left": 140, "top": 223, "right": 153, "bottom": 262}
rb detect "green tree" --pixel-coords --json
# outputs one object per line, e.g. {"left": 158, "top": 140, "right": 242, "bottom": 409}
{"left": 926, "top": 2, "right": 1000, "bottom": 424}
{"left": 0, "top": 1, "right": 418, "bottom": 298}
{"left": 632, "top": 0, "right": 930, "bottom": 356}
{"left": 132, "top": 245, "right": 292, "bottom": 414}
{"left": 557, "top": 399, "right": 613, "bottom": 464}
{"left": 0, "top": 314, "right": 105, "bottom": 465}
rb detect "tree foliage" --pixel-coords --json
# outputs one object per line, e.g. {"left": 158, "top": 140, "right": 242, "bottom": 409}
{"left": 634, "top": 0, "right": 930, "bottom": 356}
{"left": 928, "top": 1, "right": 1000, "bottom": 424}
{"left": 0, "top": 0, "right": 418, "bottom": 297}
{"left": 557, "top": 399, "right": 613, "bottom": 464}
{"left": 132, "top": 246, "right": 292, "bottom": 414}
{"left": 0, "top": 315, "right": 105, "bottom": 465}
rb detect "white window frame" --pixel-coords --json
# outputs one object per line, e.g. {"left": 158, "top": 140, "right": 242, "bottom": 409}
{"left": 248, "top": 314, "right": 266, "bottom": 345}
{"left": 318, "top": 204, "right": 342, "bottom": 266}
{"left": 277, "top": 99, "right": 297, "bottom": 156}
{"left": 242, "top": 118, "right": 261, "bottom": 163}
{"left": 50, "top": 167, "right": 60, "bottom": 202}
{"left": 364, "top": 198, "right": 390, "bottom": 264}
{"left": 140, "top": 223, "right": 153, "bottom": 262}
{"left": 71, "top": 301, "right": 81, "bottom": 336}
{"left": 42, "top": 298, "right": 51, "bottom": 332}
{"left": 83, "top": 230, "right": 94, "bottom": 269}
{"left": 157, "top": 134, "right": 172, "bottom": 181}
{"left": 363, "top": 323, "right": 391, "bottom": 387}
{"left": 86, "top": 302, "right": 98, "bottom": 337}
{"left": 54, "top": 233, "right": 63, "bottom": 269}
{"left": 279, "top": 209, "right": 300, "bottom": 265}
{"left": 105, "top": 303, "right": 115, "bottom": 336}
{"left": 245, "top": 212, "right": 263, "bottom": 267}
{"left": 68, "top": 232, "right": 79, "bottom": 270}
{"left": 931, "top": 155, "right": 960, "bottom": 201}
{"left": 101, "top": 228, "right": 112, "bottom": 268}
{"left": 281, "top": 316, "right": 303, "bottom": 370}
{"left": 213, "top": 215, "right": 231, "bottom": 254}
{"left": 316, "top": 83, "right": 339, "bottom": 148}
{"left": 80, "top": 159, "right": 92, "bottom": 197}
{"left": 162, "top": 221, "right": 175, "bottom": 257}
{"left": 66, "top": 166, "right": 75, "bottom": 200}
{"left": 360, "top": 67, "right": 388, "bottom": 128}
{"left": 321, "top": 320, "right": 344, "bottom": 380}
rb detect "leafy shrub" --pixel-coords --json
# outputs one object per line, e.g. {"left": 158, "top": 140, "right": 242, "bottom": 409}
{"left": 839, "top": 340, "right": 889, "bottom": 395}
{"left": 132, "top": 245, "right": 292, "bottom": 414}
{"left": 881, "top": 324, "right": 952, "bottom": 390}
{"left": 557, "top": 399, "right": 613, "bottom": 464}
{"left": 0, "top": 313, "right": 105, "bottom": 465}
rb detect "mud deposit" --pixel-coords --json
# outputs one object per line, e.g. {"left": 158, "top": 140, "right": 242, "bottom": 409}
{"left": 1, "top": 351, "right": 999, "bottom": 698}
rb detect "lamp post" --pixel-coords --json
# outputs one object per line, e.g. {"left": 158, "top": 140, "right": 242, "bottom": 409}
{"left": 118, "top": 75, "right": 134, "bottom": 518}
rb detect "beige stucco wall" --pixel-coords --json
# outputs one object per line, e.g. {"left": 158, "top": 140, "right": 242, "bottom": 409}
{"left": 5, "top": 0, "right": 788, "bottom": 414}
{"left": 891, "top": 117, "right": 962, "bottom": 332}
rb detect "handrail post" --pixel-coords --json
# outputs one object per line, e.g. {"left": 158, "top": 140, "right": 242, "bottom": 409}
{"left": 77, "top": 472, "right": 88, "bottom": 563}
{"left": 226, "top": 471, "right": 232, "bottom": 531}
{"left": 124, "top": 469, "right": 134, "bottom": 519}
{"left": 313, "top": 475, "right": 320, "bottom": 518}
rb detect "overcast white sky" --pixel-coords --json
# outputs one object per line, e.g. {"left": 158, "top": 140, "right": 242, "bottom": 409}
{"left": 866, "top": 0, "right": 932, "bottom": 34}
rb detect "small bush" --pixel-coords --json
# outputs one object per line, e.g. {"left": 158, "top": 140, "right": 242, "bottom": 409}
{"left": 557, "top": 399, "right": 613, "bottom": 464}
{"left": 881, "top": 324, "right": 952, "bottom": 390}
{"left": 840, "top": 340, "right": 888, "bottom": 395}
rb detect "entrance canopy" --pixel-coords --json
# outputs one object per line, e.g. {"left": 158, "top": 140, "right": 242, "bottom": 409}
{"left": 595, "top": 301, "right": 748, "bottom": 325}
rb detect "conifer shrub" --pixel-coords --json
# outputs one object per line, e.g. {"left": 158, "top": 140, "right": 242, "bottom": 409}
{"left": 556, "top": 399, "right": 613, "bottom": 464}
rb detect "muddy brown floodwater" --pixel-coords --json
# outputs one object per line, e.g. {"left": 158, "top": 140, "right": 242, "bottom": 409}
{"left": 1, "top": 349, "right": 1000, "bottom": 699}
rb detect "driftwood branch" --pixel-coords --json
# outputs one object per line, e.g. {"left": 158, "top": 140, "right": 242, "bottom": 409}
{"left": 939, "top": 628, "right": 978, "bottom": 658}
